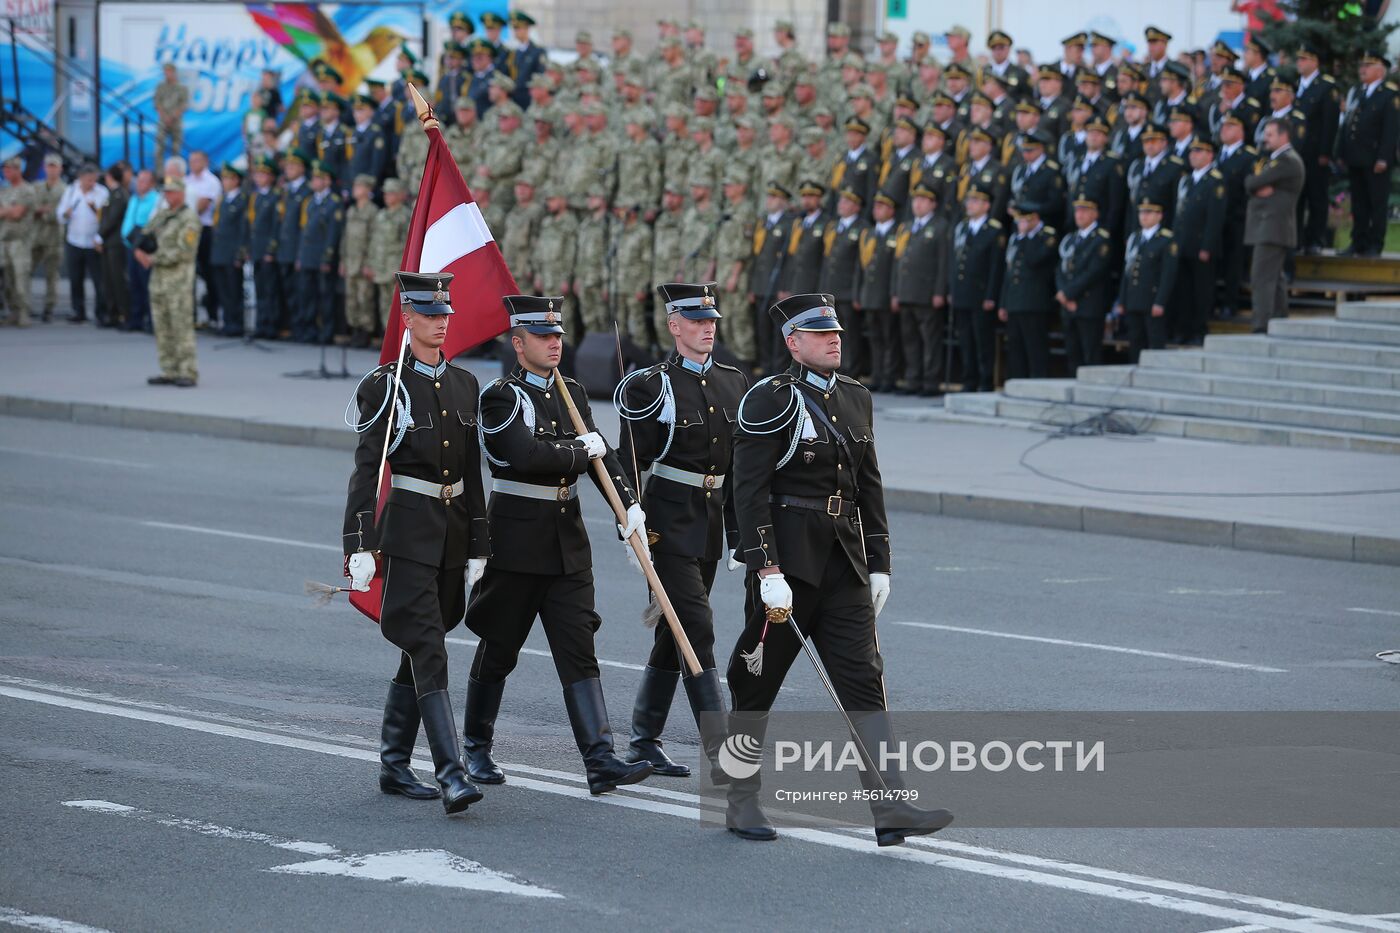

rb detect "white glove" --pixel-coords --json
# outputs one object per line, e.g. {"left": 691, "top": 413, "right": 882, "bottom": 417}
{"left": 726, "top": 549, "right": 742, "bottom": 572}
{"left": 578, "top": 431, "right": 606, "bottom": 460}
{"left": 869, "top": 572, "right": 891, "bottom": 618}
{"left": 759, "top": 573, "right": 793, "bottom": 611}
{"left": 624, "top": 540, "right": 644, "bottom": 573}
{"left": 347, "top": 551, "right": 375, "bottom": 592}
{"left": 465, "top": 557, "right": 487, "bottom": 588}
{"left": 617, "top": 503, "right": 646, "bottom": 541}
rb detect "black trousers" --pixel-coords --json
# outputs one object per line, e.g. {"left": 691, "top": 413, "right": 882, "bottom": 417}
{"left": 954, "top": 305, "right": 997, "bottom": 391}
{"left": 1125, "top": 309, "right": 1167, "bottom": 362}
{"left": 1301, "top": 160, "right": 1330, "bottom": 250}
{"left": 195, "top": 227, "right": 217, "bottom": 322}
{"left": 646, "top": 552, "right": 718, "bottom": 672}
{"left": 898, "top": 302, "right": 947, "bottom": 391}
{"left": 865, "top": 304, "right": 899, "bottom": 389}
{"left": 1219, "top": 219, "right": 1248, "bottom": 313}
{"left": 213, "top": 262, "right": 244, "bottom": 335}
{"left": 379, "top": 555, "right": 466, "bottom": 697}
{"left": 64, "top": 244, "right": 102, "bottom": 319}
{"left": 1173, "top": 254, "right": 1216, "bottom": 343}
{"left": 727, "top": 545, "right": 886, "bottom": 714}
{"left": 1347, "top": 165, "right": 1392, "bottom": 254}
{"left": 835, "top": 301, "right": 865, "bottom": 380}
{"left": 101, "top": 240, "right": 128, "bottom": 323}
{"left": 1062, "top": 310, "right": 1106, "bottom": 375}
{"left": 1004, "top": 310, "right": 1050, "bottom": 380}
{"left": 294, "top": 267, "right": 335, "bottom": 343}
{"left": 254, "top": 259, "right": 279, "bottom": 338}
{"left": 465, "top": 567, "right": 602, "bottom": 687}
{"left": 276, "top": 261, "right": 298, "bottom": 333}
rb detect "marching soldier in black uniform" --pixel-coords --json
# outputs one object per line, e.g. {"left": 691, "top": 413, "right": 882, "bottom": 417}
{"left": 1340, "top": 50, "right": 1398, "bottom": 257}
{"left": 1055, "top": 196, "right": 1114, "bottom": 373}
{"left": 614, "top": 283, "right": 750, "bottom": 778}
{"left": 460, "top": 297, "right": 655, "bottom": 796}
{"left": 949, "top": 187, "right": 1006, "bottom": 391}
{"left": 997, "top": 200, "right": 1058, "bottom": 379}
{"left": 343, "top": 271, "right": 490, "bottom": 815}
{"left": 890, "top": 184, "right": 951, "bottom": 395}
{"left": 724, "top": 293, "right": 954, "bottom": 846}
{"left": 1170, "top": 138, "right": 1226, "bottom": 344}
{"left": 1293, "top": 44, "right": 1340, "bottom": 253}
{"left": 1118, "top": 198, "right": 1178, "bottom": 361}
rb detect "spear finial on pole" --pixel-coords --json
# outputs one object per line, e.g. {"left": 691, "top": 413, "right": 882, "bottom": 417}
{"left": 407, "top": 82, "right": 439, "bottom": 131}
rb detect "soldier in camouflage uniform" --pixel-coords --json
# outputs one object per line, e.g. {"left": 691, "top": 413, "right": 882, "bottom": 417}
{"left": 500, "top": 175, "right": 543, "bottom": 297}
{"left": 616, "top": 108, "right": 661, "bottom": 220}
{"left": 573, "top": 186, "right": 611, "bottom": 334}
{"left": 755, "top": 114, "right": 802, "bottom": 213}
{"left": 714, "top": 165, "right": 758, "bottom": 367}
{"left": 0, "top": 157, "right": 35, "bottom": 327}
{"left": 730, "top": 115, "right": 763, "bottom": 195}
{"left": 340, "top": 174, "right": 379, "bottom": 347}
{"left": 800, "top": 126, "right": 840, "bottom": 198}
{"left": 521, "top": 108, "right": 561, "bottom": 193}
{"left": 32, "top": 155, "right": 65, "bottom": 321}
{"left": 445, "top": 98, "right": 484, "bottom": 184}
{"left": 533, "top": 188, "right": 580, "bottom": 340}
{"left": 688, "top": 117, "right": 724, "bottom": 192}
{"left": 365, "top": 178, "right": 410, "bottom": 332}
{"left": 679, "top": 171, "right": 720, "bottom": 282}
{"left": 154, "top": 63, "right": 191, "bottom": 163}
{"left": 612, "top": 201, "right": 653, "bottom": 347}
{"left": 395, "top": 103, "right": 430, "bottom": 200}
{"left": 660, "top": 106, "right": 695, "bottom": 205}
{"left": 650, "top": 183, "right": 687, "bottom": 349}
{"left": 653, "top": 37, "right": 695, "bottom": 110}
{"left": 135, "top": 178, "right": 201, "bottom": 386}
{"left": 473, "top": 103, "right": 525, "bottom": 212}
{"left": 476, "top": 184, "right": 507, "bottom": 237}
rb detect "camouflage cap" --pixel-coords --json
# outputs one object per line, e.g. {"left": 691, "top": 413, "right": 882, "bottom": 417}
{"left": 623, "top": 59, "right": 648, "bottom": 85}
{"left": 799, "top": 126, "right": 826, "bottom": 146}
{"left": 575, "top": 29, "right": 592, "bottom": 44}
{"left": 531, "top": 105, "right": 557, "bottom": 127}
{"left": 352, "top": 173, "right": 376, "bottom": 188}
{"left": 686, "top": 169, "right": 714, "bottom": 189}
{"left": 722, "top": 165, "right": 751, "bottom": 187}
{"left": 848, "top": 83, "right": 875, "bottom": 101}
{"left": 660, "top": 36, "right": 682, "bottom": 50}
{"left": 912, "top": 31, "right": 931, "bottom": 46}
{"left": 528, "top": 74, "right": 554, "bottom": 90}
{"left": 774, "top": 19, "right": 795, "bottom": 35}
{"left": 43, "top": 153, "right": 64, "bottom": 167}
{"left": 690, "top": 115, "right": 715, "bottom": 135}
{"left": 694, "top": 85, "right": 720, "bottom": 103}
{"left": 612, "top": 26, "right": 632, "bottom": 40}
{"left": 876, "top": 31, "right": 898, "bottom": 44}
{"left": 735, "top": 26, "right": 754, "bottom": 40}
{"left": 623, "top": 107, "right": 654, "bottom": 130}
{"left": 663, "top": 102, "right": 690, "bottom": 121}
{"left": 495, "top": 101, "right": 525, "bottom": 121}
{"left": 770, "top": 112, "right": 796, "bottom": 131}
{"left": 663, "top": 180, "right": 686, "bottom": 196}
{"left": 580, "top": 100, "right": 607, "bottom": 118}
{"left": 490, "top": 72, "right": 517, "bottom": 93}
{"left": 453, "top": 95, "right": 474, "bottom": 111}
{"left": 827, "top": 23, "right": 850, "bottom": 38}
{"left": 161, "top": 176, "right": 186, "bottom": 192}
{"left": 945, "top": 24, "right": 972, "bottom": 39}
{"left": 734, "top": 113, "right": 762, "bottom": 131}
{"left": 585, "top": 182, "right": 609, "bottom": 200}
{"left": 810, "top": 103, "right": 834, "bottom": 119}
{"left": 382, "top": 178, "right": 405, "bottom": 194}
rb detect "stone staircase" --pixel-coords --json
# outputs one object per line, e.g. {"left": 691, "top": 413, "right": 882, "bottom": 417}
{"left": 943, "top": 301, "right": 1400, "bottom": 455}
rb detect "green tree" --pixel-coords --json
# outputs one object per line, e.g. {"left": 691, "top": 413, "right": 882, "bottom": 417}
{"left": 1257, "top": 0, "right": 1397, "bottom": 79}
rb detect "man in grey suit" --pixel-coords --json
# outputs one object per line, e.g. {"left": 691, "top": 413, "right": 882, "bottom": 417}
{"left": 1243, "top": 119, "right": 1304, "bottom": 333}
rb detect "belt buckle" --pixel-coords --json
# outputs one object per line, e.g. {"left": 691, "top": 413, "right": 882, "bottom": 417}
{"left": 702, "top": 474, "right": 717, "bottom": 489}
{"left": 826, "top": 495, "right": 842, "bottom": 517}
{"left": 557, "top": 485, "right": 571, "bottom": 502}
{"left": 441, "top": 483, "right": 454, "bottom": 501}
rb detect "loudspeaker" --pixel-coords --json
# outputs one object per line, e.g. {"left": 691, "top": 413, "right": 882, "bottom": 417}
{"left": 571, "top": 331, "right": 657, "bottom": 398}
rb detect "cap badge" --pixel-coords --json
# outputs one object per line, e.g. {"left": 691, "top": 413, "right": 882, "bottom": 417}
{"left": 545, "top": 310, "right": 557, "bottom": 324}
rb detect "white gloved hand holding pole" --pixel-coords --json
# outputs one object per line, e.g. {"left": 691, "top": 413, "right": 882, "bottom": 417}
{"left": 869, "top": 572, "right": 891, "bottom": 618}
{"left": 759, "top": 573, "right": 793, "bottom": 612}
{"left": 465, "top": 557, "right": 487, "bottom": 589}
{"left": 726, "top": 549, "right": 742, "bottom": 572}
{"left": 347, "top": 551, "right": 375, "bottom": 592}
{"left": 577, "top": 431, "right": 607, "bottom": 460}
{"left": 619, "top": 503, "right": 649, "bottom": 572}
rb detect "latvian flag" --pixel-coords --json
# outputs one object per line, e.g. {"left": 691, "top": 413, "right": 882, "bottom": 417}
{"left": 378, "top": 119, "right": 516, "bottom": 364}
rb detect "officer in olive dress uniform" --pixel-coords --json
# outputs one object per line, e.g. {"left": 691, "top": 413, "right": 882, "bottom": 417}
{"left": 818, "top": 189, "right": 870, "bottom": 379}
{"left": 614, "top": 283, "right": 750, "bottom": 779}
{"left": 750, "top": 183, "right": 795, "bottom": 371}
{"left": 1054, "top": 197, "right": 1115, "bottom": 373}
{"left": 781, "top": 180, "right": 830, "bottom": 298}
{"left": 342, "top": 271, "right": 490, "bottom": 816}
{"left": 890, "top": 184, "right": 951, "bottom": 395}
{"left": 1118, "top": 198, "right": 1178, "bottom": 361}
{"left": 948, "top": 187, "right": 1007, "bottom": 391}
{"left": 724, "top": 293, "right": 955, "bottom": 847}
{"left": 460, "top": 297, "right": 655, "bottom": 796}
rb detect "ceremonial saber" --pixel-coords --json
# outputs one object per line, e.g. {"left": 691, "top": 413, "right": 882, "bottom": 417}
{"left": 553, "top": 370, "right": 703, "bottom": 677}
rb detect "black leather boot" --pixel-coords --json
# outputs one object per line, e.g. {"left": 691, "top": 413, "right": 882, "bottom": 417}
{"left": 725, "top": 711, "right": 777, "bottom": 841}
{"left": 682, "top": 668, "right": 729, "bottom": 785}
{"left": 378, "top": 681, "right": 440, "bottom": 799}
{"left": 853, "top": 712, "right": 954, "bottom": 847}
{"left": 416, "top": 689, "right": 484, "bottom": 814}
{"left": 626, "top": 666, "right": 690, "bottom": 777}
{"left": 563, "top": 678, "right": 653, "bottom": 795}
{"left": 461, "top": 676, "right": 506, "bottom": 785}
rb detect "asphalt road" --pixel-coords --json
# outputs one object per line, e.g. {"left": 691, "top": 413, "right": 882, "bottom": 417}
{"left": 1, "top": 415, "right": 1397, "bottom": 933}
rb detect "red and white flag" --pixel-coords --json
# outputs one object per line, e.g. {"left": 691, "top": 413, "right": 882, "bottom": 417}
{"left": 378, "top": 120, "right": 516, "bottom": 364}
{"left": 348, "top": 111, "right": 516, "bottom": 623}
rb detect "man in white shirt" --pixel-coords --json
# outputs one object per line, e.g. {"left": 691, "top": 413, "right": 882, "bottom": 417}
{"left": 183, "top": 150, "right": 222, "bottom": 327}
{"left": 57, "top": 163, "right": 109, "bottom": 324}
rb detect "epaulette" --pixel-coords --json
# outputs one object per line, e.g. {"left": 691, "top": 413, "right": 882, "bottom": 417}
{"left": 1042, "top": 226, "right": 1056, "bottom": 236}
{"left": 1159, "top": 229, "right": 1174, "bottom": 238}
{"left": 1096, "top": 227, "right": 1111, "bottom": 238}
{"left": 713, "top": 360, "right": 746, "bottom": 376}
{"left": 988, "top": 219, "right": 1003, "bottom": 229}
{"left": 1292, "top": 109, "right": 1307, "bottom": 120}
{"left": 834, "top": 373, "right": 864, "bottom": 387}
{"left": 1046, "top": 159, "right": 1061, "bottom": 171}
{"left": 1321, "top": 74, "right": 1336, "bottom": 85}
{"left": 1104, "top": 150, "right": 1122, "bottom": 160}
{"left": 446, "top": 357, "right": 474, "bottom": 372}
{"left": 1168, "top": 155, "right": 1185, "bottom": 164}
{"left": 1208, "top": 168, "right": 1223, "bottom": 179}
{"left": 1244, "top": 145, "right": 1257, "bottom": 155}
{"left": 768, "top": 372, "right": 798, "bottom": 389}
{"left": 1386, "top": 81, "right": 1399, "bottom": 92}
{"left": 1245, "top": 97, "right": 1260, "bottom": 107}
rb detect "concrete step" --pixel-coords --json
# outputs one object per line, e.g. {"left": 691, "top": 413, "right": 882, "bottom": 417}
{"left": 1204, "top": 334, "right": 1400, "bottom": 368}
{"left": 1267, "top": 317, "right": 1400, "bottom": 346}
{"left": 1126, "top": 368, "right": 1400, "bottom": 415}
{"left": 940, "top": 393, "right": 1400, "bottom": 454}
{"left": 998, "top": 378, "right": 1075, "bottom": 402}
{"left": 1069, "top": 383, "right": 1400, "bottom": 438}
{"left": 1337, "top": 301, "right": 1400, "bottom": 326}
{"left": 1137, "top": 350, "right": 1400, "bottom": 390}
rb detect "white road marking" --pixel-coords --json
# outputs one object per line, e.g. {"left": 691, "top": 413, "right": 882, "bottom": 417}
{"left": 1042, "top": 576, "right": 1114, "bottom": 584}
{"left": 6, "top": 680, "right": 1393, "bottom": 932}
{"left": 1192, "top": 925, "right": 1274, "bottom": 933}
{"left": 63, "top": 800, "right": 339, "bottom": 855}
{"left": 1347, "top": 608, "right": 1400, "bottom": 619}
{"left": 0, "top": 446, "right": 151, "bottom": 469}
{"left": 1168, "top": 588, "right": 1285, "bottom": 597}
{"left": 0, "top": 906, "right": 116, "bottom": 933}
{"left": 140, "top": 521, "right": 340, "bottom": 552}
{"left": 894, "top": 622, "right": 1289, "bottom": 673}
{"left": 269, "top": 849, "right": 562, "bottom": 898}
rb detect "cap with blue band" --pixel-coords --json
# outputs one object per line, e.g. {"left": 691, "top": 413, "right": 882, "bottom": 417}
{"left": 503, "top": 294, "right": 566, "bottom": 334}
{"left": 769, "top": 292, "right": 843, "bottom": 336}
{"left": 656, "top": 281, "right": 722, "bottom": 320}
{"left": 396, "top": 271, "right": 455, "bottom": 315}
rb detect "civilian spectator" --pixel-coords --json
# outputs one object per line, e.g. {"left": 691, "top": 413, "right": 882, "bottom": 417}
{"left": 98, "top": 163, "right": 130, "bottom": 329}
{"left": 183, "top": 150, "right": 222, "bottom": 327}
{"left": 122, "top": 168, "right": 160, "bottom": 332}
{"left": 56, "top": 163, "right": 108, "bottom": 324}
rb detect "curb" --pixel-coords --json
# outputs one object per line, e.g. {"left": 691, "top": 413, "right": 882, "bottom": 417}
{"left": 7, "top": 393, "right": 1397, "bottom": 568}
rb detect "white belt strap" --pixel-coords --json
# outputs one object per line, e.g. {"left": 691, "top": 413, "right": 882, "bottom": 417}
{"left": 392, "top": 475, "right": 465, "bottom": 500}
{"left": 492, "top": 478, "right": 578, "bottom": 502}
{"left": 651, "top": 463, "right": 725, "bottom": 489}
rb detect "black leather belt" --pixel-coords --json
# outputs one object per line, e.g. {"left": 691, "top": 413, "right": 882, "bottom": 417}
{"left": 770, "top": 494, "right": 854, "bottom": 518}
